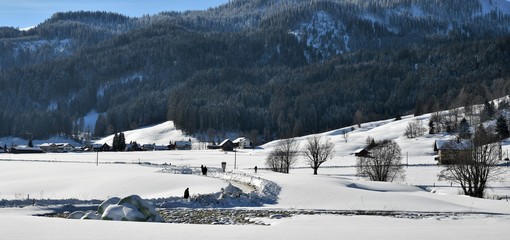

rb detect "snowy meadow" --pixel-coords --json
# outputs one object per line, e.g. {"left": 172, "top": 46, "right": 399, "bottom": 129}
{"left": 1, "top": 113, "right": 510, "bottom": 240}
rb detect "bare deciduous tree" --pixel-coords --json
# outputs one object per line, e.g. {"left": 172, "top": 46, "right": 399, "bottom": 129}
{"left": 265, "top": 138, "right": 299, "bottom": 173}
{"left": 404, "top": 119, "right": 425, "bottom": 138}
{"left": 303, "top": 136, "right": 334, "bottom": 175}
{"left": 353, "top": 110, "right": 363, "bottom": 128}
{"left": 356, "top": 140, "right": 404, "bottom": 182}
{"left": 438, "top": 128, "right": 503, "bottom": 198}
{"left": 343, "top": 130, "right": 349, "bottom": 143}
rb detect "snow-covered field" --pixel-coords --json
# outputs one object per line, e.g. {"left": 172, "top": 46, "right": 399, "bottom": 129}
{"left": 1, "top": 112, "right": 510, "bottom": 239}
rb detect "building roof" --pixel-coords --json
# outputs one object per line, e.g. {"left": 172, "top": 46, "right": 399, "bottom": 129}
{"left": 434, "top": 139, "right": 472, "bottom": 151}
{"left": 219, "top": 139, "right": 233, "bottom": 146}
{"left": 354, "top": 148, "right": 367, "bottom": 154}
{"left": 175, "top": 141, "right": 191, "bottom": 146}
{"left": 40, "top": 143, "right": 74, "bottom": 147}
{"left": 11, "top": 146, "right": 44, "bottom": 151}
{"left": 233, "top": 137, "right": 251, "bottom": 144}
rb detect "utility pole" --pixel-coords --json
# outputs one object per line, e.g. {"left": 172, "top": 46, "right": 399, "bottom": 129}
{"left": 234, "top": 148, "right": 237, "bottom": 170}
{"left": 506, "top": 149, "right": 509, "bottom": 167}
{"left": 406, "top": 152, "right": 409, "bottom": 168}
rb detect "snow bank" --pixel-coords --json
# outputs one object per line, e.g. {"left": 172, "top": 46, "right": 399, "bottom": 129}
{"left": 154, "top": 167, "right": 281, "bottom": 208}
{"left": 211, "top": 172, "right": 281, "bottom": 205}
{"left": 159, "top": 165, "right": 280, "bottom": 204}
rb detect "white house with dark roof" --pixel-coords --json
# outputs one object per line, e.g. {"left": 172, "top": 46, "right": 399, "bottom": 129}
{"left": 39, "top": 143, "right": 75, "bottom": 153}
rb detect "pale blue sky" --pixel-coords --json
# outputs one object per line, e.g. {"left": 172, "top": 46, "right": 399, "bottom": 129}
{"left": 0, "top": 0, "right": 229, "bottom": 28}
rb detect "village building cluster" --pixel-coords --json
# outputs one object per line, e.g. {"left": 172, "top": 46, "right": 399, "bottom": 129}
{"left": 0, "top": 137, "right": 254, "bottom": 154}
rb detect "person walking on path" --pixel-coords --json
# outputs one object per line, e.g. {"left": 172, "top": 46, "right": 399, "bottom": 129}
{"left": 184, "top": 188, "right": 190, "bottom": 200}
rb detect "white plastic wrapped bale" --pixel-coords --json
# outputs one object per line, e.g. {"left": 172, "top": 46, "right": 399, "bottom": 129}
{"left": 101, "top": 195, "right": 164, "bottom": 222}
{"left": 97, "top": 197, "right": 121, "bottom": 214}
{"left": 101, "top": 204, "right": 147, "bottom": 221}
{"left": 81, "top": 211, "right": 101, "bottom": 220}
{"left": 67, "top": 211, "right": 86, "bottom": 220}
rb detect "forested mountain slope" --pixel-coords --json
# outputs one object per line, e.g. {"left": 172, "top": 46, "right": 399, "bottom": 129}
{"left": 0, "top": 0, "right": 509, "bottom": 141}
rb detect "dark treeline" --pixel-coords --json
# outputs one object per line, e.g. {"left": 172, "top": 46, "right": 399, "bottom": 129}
{"left": 0, "top": 0, "right": 509, "bottom": 140}
{"left": 167, "top": 37, "right": 510, "bottom": 139}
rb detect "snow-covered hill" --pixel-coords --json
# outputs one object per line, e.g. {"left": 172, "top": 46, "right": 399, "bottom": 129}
{"left": 94, "top": 121, "right": 195, "bottom": 146}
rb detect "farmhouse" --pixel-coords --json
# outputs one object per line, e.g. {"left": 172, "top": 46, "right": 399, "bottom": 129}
{"left": 206, "top": 144, "right": 221, "bottom": 150}
{"left": 154, "top": 145, "right": 170, "bottom": 151}
{"left": 140, "top": 144, "right": 169, "bottom": 151}
{"left": 174, "top": 140, "right": 192, "bottom": 150}
{"left": 9, "top": 146, "right": 45, "bottom": 154}
{"left": 142, "top": 144, "right": 155, "bottom": 151}
{"left": 90, "top": 143, "right": 111, "bottom": 152}
{"left": 354, "top": 148, "right": 369, "bottom": 157}
{"left": 219, "top": 139, "right": 235, "bottom": 152}
{"left": 433, "top": 139, "right": 472, "bottom": 164}
{"left": 233, "top": 137, "right": 253, "bottom": 149}
{"left": 125, "top": 143, "right": 139, "bottom": 151}
{"left": 39, "top": 143, "right": 75, "bottom": 153}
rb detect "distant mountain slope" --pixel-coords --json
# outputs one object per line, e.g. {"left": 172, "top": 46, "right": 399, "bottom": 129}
{"left": 0, "top": 0, "right": 509, "bottom": 141}
{"left": 0, "top": 11, "right": 139, "bottom": 70}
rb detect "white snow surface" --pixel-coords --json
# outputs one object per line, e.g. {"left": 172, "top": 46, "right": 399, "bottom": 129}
{"left": 1, "top": 101, "right": 510, "bottom": 239}
{"left": 95, "top": 121, "right": 195, "bottom": 145}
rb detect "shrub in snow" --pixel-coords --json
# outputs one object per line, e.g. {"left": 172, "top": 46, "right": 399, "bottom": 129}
{"left": 161, "top": 165, "right": 193, "bottom": 174}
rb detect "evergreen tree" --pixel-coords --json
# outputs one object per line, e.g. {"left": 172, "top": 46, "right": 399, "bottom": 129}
{"left": 118, "top": 132, "right": 126, "bottom": 151}
{"left": 428, "top": 119, "right": 435, "bottom": 134}
{"left": 458, "top": 118, "right": 471, "bottom": 139}
{"left": 482, "top": 101, "right": 496, "bottom": 121}
{"left": 94, "top": 114, "right": 107, "bottom": 137}
{"left": 496, "top": 115, "right": 510, "bottom": 140}
{"left": 498, "top": 100, "right": 509, "bottom": 111}
{"left": 446, "top": 125, "right": 454, "bottom": 134}
{"left": 131, "top": 141, "right": 139, "bottom": 151}
{"left": 112, "top": 133, "right": 119, "bottom": 151}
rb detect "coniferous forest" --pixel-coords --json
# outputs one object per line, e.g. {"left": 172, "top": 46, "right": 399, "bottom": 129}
{"left": 0, "top": 0, "right": 509, "bottom": 141}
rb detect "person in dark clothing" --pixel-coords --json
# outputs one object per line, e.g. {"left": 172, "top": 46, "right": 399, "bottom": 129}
{"left": 201, "top": 165, "right": 205, "bottom": 175}
{"left": 254, "top": 165, "right": 258, "bottom": 173}
{"left": 184, "top": 188, "right": 190, "bottom": 199}
{"left": 203, "top": 166, "right": 208, "bottom": 176}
